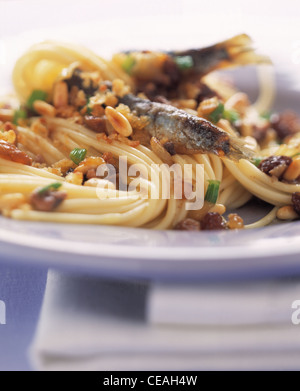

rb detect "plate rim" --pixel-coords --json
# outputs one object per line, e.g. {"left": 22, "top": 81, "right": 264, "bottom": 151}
{"left": 1, "top": 18, "right": 300, "bottom": 278}
{"left": 0, "top": 222, "right": 299, "bottom": 262}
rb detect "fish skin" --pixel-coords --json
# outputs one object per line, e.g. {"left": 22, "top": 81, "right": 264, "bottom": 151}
{"left": 120, "top": 94, "right": 250, "bottom": 160}
{"left": 170, "top": 47, "right": 229, "bottom": 77}
{"left": 123, "top": 34, "right": 270, "bottom": 81}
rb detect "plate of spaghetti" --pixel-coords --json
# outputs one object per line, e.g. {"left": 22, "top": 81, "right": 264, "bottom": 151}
{"left": 1, "top": 29, "right": 300, "bottom": 279}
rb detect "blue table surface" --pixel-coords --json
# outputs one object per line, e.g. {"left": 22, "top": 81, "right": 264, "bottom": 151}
{"left": 0, "top": 262, "right": 48, "bottom": 371}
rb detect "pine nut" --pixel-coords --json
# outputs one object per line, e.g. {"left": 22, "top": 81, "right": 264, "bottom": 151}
{"left": 74, "top": 156, "right": 105, "bottom": 174}
{"left": 197, "top": 97, "right": 219, "bottom": 117}
{"left": 105, "top": 106, "right": 133, "bottom": 137}
{"left": 33, "top": 100, "right": 56, "bottom": 117}
{"left": 53, "top": 81, "right": 69, "bottom": 108}
{"left": 283, "top": 158, "right": 300, "bottom": 181}
{"left": 277, "top": 205, "right": 299, "bottom": 220}
{"left": 209, "top": 203, "right": 226, "bottom": 215}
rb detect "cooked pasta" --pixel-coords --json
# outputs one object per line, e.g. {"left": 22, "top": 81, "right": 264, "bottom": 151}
{"left": 0, "top": 35, "right": 300, "bottom": 231}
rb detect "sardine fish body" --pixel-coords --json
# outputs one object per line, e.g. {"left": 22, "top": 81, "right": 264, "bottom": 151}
{"left": 120, "top": 94, "right": 252, "bottom": 160}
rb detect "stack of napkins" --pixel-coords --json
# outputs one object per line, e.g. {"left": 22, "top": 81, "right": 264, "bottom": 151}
{"left": 31, "top": 271, "right": 300, "bottom": 371}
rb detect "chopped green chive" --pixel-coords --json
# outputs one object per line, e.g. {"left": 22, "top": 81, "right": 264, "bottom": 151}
{"left": 27, "top": 90, "right": 48, "bottom": 111}
{"left": 122, "top": 56, "right": 136, "bottom": 75}
{"left": 252, "top": 158, "right": 263, "bottom": 167}
{"left": 205, "top": 180, "right": 221, "bottom": 204}
{"left": 70, "top": 148, "right": 87, "bottom": 165}
{"left": 86, "top": 105, "right": 93, "bottom": 115}
{"left": 13, "top": 109, "right": 27, "bottom": 125}
{"left": 208, "top": 103, "right": 225, "bottom": 123}
{"left": 85, "top": 98, "right": 93, "bottom": 115}
{"left": 224, "top": 109, "right": 240, "bottom": 123}
{"left": 260, "top": 112, "right": 272, "bottom": 121}
{"left": 174, "top": 55, "right": 194, "bottom": 70}
{"left": 207, "top": 104, "right": 240, "bottom": 124}
{"left": 38, "top": 182, "right": 62, "bottom": 195}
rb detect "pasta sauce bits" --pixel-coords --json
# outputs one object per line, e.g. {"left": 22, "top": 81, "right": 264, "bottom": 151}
{"left": 0, "top": 36, "right": 299, "bottom": 230}
{"left": 0, "top": 140, "right": 32, "bottom": 166}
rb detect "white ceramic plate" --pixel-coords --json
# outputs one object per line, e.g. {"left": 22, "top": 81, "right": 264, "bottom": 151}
{"left": 1, "top": 8, "right": 300, "bottom": 280}
{"left": 1, "top": 215, "right": 300, "bottom": 280}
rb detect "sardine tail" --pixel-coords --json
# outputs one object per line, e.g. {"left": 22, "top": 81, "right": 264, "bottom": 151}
{"left": 228, "top": 136, "right": 255, "bottom": 161}
{"left": 221, "top": 34, "right": 271, "bottom": 66}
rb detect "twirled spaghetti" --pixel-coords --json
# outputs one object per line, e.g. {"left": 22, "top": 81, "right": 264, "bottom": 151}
{"left": 0, "top": 36, "right": 299, "bottom": 230}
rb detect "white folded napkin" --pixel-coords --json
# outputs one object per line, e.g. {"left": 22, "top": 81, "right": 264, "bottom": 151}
{"left": 31, "top": 271, "right": 300, "bottom": 371}
{"left": 148, "top": 280, "right": 300, "bottom": 326}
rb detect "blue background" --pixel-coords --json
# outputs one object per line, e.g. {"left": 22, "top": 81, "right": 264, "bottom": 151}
{"left": 0, "top": 263, "right": 47, "bottom": 371}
